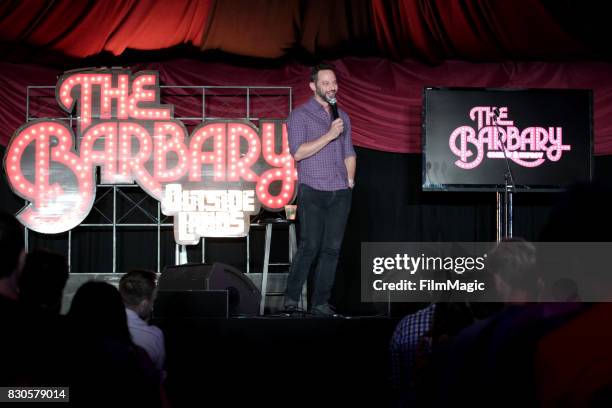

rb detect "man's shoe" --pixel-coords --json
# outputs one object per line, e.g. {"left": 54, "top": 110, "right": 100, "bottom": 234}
{"left": 283, "top": 297, "right": 299, "bottom": 313}
{"left": 310, "top": 303, "right": 342, "bottom": 318}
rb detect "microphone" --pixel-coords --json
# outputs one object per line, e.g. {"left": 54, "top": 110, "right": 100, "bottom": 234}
{"left": 326, "top": 96, "right": 339, "bottom": 120}
{"left": 493, "top": 107, "right": 500, "bottom": 118}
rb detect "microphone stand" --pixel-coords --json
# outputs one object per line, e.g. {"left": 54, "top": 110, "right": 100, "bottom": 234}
{"left": 493, "top": 111, "right": 516, "bottom": 240}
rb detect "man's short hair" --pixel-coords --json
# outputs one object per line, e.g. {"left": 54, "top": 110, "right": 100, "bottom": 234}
{"left": 488, "top": 237, "right": 538, "bottom": 295}
{"left": 119, "top": 269, "right": 157, "bottom": 306}
{"left": 0, "top": 211, "right": 24, "bottom": 279}
{"left": 310, "top": 63, "right": 334, "bottom": 83}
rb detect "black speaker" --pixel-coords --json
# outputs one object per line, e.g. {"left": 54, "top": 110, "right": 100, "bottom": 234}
{"left": 157, "top": 263, "right": 261, "bottom": 316}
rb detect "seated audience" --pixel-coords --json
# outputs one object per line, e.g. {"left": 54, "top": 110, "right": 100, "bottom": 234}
{"left": 0, "top": 211, "right": 66, "bottom": 386}
{"left": 119, "top": 269, "right": 167, "bottom": 383}
{"left": 67, "top": 280, "right": 162, "bottom": 407}
{"left": 0, "top": 211, "right": 27, "bottom": 385}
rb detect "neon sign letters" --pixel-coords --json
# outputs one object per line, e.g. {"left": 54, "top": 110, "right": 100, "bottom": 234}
{"left": 4, "top": 69, "right": 297, "bottom": 244}
{"left": 449, "top": 106, "right": 571, "bottom": 169}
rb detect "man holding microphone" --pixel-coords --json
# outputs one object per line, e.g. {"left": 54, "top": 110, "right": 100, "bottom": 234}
{"left": 284, "top": 64, "right": 356, "bottom": 317}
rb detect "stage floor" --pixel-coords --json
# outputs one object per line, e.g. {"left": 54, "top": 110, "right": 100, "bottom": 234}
{"left": 157, "top": 316, "right": 399, "bottom": 407}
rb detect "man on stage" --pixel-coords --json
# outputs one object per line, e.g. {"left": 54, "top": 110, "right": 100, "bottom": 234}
{"left": 284, "top": 64, "right": 356, "bottom": 316}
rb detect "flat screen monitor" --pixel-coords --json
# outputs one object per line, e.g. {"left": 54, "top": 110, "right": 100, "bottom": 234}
{"left": 422, "top": 88, "right": 592, "bottom": 192}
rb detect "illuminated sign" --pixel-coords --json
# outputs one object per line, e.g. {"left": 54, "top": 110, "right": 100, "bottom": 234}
{"left": 4, "top": 69, "right": 297, "bottom": 244}
{"left": 423, "top": 88, "right": 592, "bottom": 192}
{"left": 449, "top": 106, "right": 571, "bottom": 169}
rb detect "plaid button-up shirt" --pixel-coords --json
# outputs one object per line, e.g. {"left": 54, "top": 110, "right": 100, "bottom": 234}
{"left": 389, "top": 303, "right": 436, "bottom": 405}
{"left": 287, "top": 97, "right": 356, "bottom": 191}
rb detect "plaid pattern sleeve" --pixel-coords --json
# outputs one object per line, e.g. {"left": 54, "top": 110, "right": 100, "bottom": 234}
{"left": 287, "top": 109, "right": 307, "bottom": 157}
{"left": 389, "top": 303, "right": 436, "bottom": 400}
{"left": 342, "top": 113, "right": 356, "bottom": 159}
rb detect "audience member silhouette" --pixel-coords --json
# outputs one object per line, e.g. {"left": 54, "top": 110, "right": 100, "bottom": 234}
{"left": 0, "top": 210, "right": 27, "bottom": 385}
{"left": 0, "top": 211, "right": 25, "bottom": 302}
{"left": 119, "top": 269, "right": 167, "bottom": 383}
{"left": 0, "top": 211, "right": 66, "bottom": 386}
{"left": 534, "top": 182, "right": 612, "bottom": 407}
{"left": 434, "top": 182, "right": 612, "bottom": 407}
{"left": 435, "top": 237, "right": 585, "bottom": 407}
{"left": 19, "top": 249, "right": 68, "bottom": 314}
{"left": 67, "top": 280, "right": 161, "bottom": 407}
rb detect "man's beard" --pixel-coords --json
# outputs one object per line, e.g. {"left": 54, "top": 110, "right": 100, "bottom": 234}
{"left": 316, "top": 86, "right": 335, "bottom": 102}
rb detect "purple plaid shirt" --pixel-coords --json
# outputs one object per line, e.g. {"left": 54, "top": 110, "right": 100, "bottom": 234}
{"left": 287, "top": 97, "right": 356, "bottom": 191}
{"left": 389, "top": 303, "right": 436, "bottom": 405}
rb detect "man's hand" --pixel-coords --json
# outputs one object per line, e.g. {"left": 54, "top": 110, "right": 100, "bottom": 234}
{"left": 292, "top": 118, "right": 344, "bottom": 161}
{"left": 328, "top": 118, "right": 344, "bottom": 140}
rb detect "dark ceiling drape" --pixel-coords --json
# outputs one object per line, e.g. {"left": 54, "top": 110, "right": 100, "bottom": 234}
{"left": 0, "top": 0, "right": 609, "bottom": 62}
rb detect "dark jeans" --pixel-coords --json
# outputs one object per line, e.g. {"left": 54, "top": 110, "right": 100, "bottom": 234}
{"left": 285, "top": 184, "right": 352, "bottom": 307}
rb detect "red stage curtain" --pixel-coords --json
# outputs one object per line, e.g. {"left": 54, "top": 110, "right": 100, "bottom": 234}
{"left": 172, "top": 0, "right": 609, "bottom": 62}
{"left": 199, "top": 0, "right": 374, "bottom": 58}
{"left": 1, "top": 58, "right": 611, "bottom": 155}
{"left": 0, "top": 0, "right": 213, "bottom": 57}
{"left": 0, "top": 0, "right": 608, "bottom": 62}
{"left": 370, "top": 0, "right": 588, "bottom": 63}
